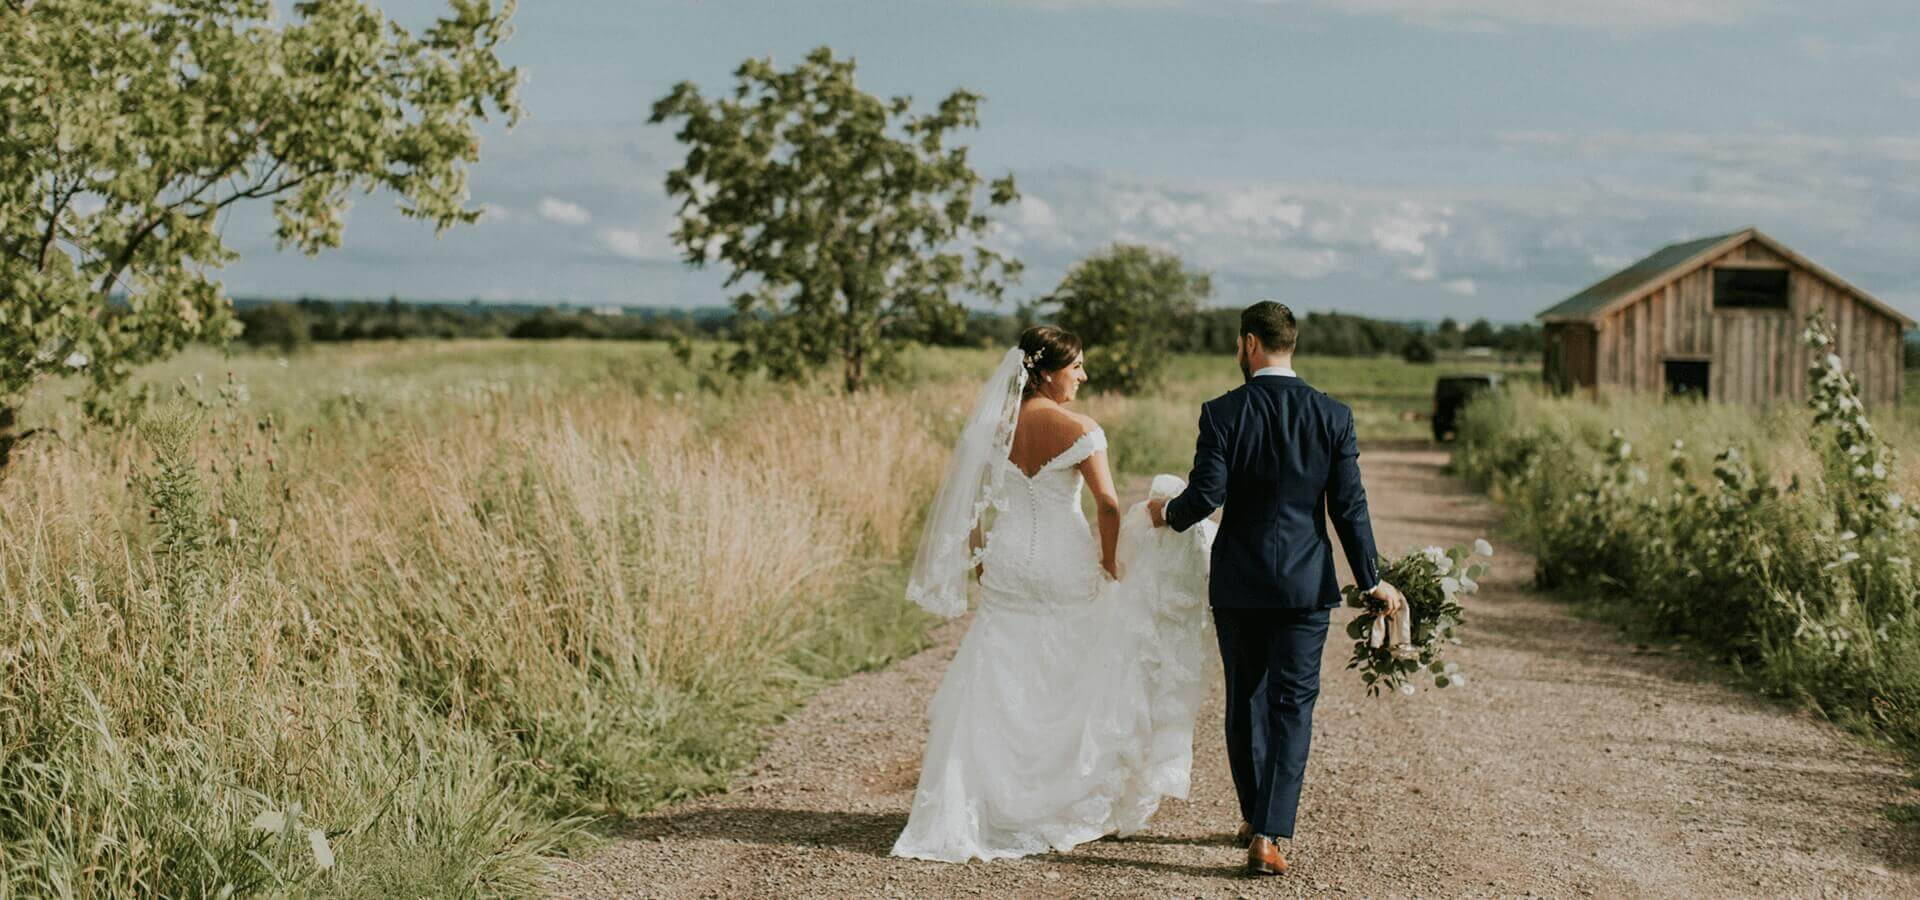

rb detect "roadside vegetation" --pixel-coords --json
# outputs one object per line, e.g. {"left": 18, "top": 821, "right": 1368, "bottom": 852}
{"left": 1453, "top": 317, "right": 1920, "bottom": 768}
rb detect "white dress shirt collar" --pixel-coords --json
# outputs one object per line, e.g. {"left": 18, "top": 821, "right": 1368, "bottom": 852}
{"left": 1251, "top": 365, "right": 1297, "bottom": 378}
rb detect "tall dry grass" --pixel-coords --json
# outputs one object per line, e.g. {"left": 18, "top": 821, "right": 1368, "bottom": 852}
{"left": 0, "top": 345, "right": 948, "bottom": 896}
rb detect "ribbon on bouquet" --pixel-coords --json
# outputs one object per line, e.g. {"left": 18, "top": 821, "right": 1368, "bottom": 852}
{"left": 1368, "top": 599, "right": 1417, "bottom": 660}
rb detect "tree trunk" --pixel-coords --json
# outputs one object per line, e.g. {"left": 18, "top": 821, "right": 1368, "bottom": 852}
{"left": 843, "top": 348, "right": 865, "bottom": 393}
{"left": 0, "top": 404, "right": 19, "bottom": 474}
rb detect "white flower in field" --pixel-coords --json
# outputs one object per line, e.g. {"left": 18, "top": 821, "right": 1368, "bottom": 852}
{"left": 1459, "top": 574, "right": 1478, "bottom": 594}
{"left": 1854, "top": 465, "right": 1870, "bottom": 479}
{"left": 277, "top": 357, "right": 290, "bottom": 368}
{"left": 1839, "top": 530, "right": 1858, "bottom": 542}
{"left": 64, "top": 351, "right": 88, "bottom": 369}
{"left": 1618, "top": 441, "right": 1633, "bottom": 459}
{"left": 1873, "top": 462, "right": 1888, "bottom": 480}
{"left": 1827, "top": 353, "right": 1843, "bottom": 369}
{"left": 1398, "top": 682, "right": 1417, "bottom": 696}
{"left": 1474, "top": 538, "right": 1494, "bottom": 558}
{"left": 1891, "top": 494, "right": 1905, "bottom": 511}
{"left": 1441, "top": 576, "right": 1461, "bottom": 596}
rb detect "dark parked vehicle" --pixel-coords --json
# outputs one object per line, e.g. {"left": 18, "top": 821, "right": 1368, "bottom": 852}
{"left": 1432, "top": 373, "right": 1502, "bottom": 442}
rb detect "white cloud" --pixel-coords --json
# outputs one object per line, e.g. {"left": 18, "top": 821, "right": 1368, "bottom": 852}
{"left": 1403, "top": 260, "right": 1439, "bottom": 282}
{"left": 1315, "top": 0, "right": 1765, "bottom": 29}
{"left": 1370, "top": 205, "right": 1452, "bottom": 256}
{"left": 1006, "top": 0, "right": 1767, "bottom": 29}
{"left": 1014, "top": 195, "right": 1060, "bottom": 229}
{"left": 476, "top": 203, "right": 511, "bottom": 224}
{"left": 599, "top": 226, "right": 674, "bottom": 261}
{"left": 1442, "top": 278, "right": 1478, "bottom": 296}
{"left": 538, "top": 197, "right": 593, "bottom": 226}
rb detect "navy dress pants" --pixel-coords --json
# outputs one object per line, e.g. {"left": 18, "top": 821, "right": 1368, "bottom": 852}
{"left": 1211, "top": 605, "right": 1331, "bottom": 840}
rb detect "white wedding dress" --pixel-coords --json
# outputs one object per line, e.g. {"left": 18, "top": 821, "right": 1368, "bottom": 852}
{"left": 891, "top": 427, "right": 1217, "bottom": 863}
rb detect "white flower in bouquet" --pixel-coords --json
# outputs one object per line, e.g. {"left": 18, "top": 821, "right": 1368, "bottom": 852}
{"left": 1346, "top": 538, "right": 1488, "bottom": 697}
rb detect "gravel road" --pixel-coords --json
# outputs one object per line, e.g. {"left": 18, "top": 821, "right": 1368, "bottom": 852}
{"left": 551, "top": 448, "right": 1920, "bottom": 898}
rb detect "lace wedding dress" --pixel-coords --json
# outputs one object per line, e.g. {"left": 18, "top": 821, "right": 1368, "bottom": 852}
{"left": 891, "top": 420, "right": 1217, "bottom": 863}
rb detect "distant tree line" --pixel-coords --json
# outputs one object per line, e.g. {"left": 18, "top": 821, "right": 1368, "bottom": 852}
{"left": 231, "top": 298, "right": 733, "bottom": 352}
{"left": 236, "top": 295, "right": 1542, "bottom": 364}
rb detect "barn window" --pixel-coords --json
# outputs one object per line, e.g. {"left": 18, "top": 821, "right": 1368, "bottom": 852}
{"left": 1713, "top": 268, "right": 1789, "bottom": 310}
{"left": 1665, "top": 360, "right": 1709, "bottom": 399}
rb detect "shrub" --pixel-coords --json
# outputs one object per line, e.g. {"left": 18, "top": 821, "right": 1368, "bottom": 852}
{"left": 1454, "top": 314, "right": 1920, "bottom": 762}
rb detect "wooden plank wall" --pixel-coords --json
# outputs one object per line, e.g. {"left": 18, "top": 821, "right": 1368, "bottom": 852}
{"left": 1590, "top": 238, "right": 1903, "bottom": 408}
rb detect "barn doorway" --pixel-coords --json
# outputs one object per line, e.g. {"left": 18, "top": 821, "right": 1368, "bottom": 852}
{"left": 1665, "top": 360, "right": 1709, "bottom": 399}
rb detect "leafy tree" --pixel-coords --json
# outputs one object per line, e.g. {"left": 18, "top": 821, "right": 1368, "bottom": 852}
{"left": 0, "top": 0, "right": 520, "bottom": 469}
{"left": 234, "top": 302, "right": 311, "bottom": 353}
{"left": 1463, "top": 318, "right": 1496, "bottom": 347}
{"left": 650, "top": 46, "right": 1021, "bottom": 393}
{"left": 1047, "top": 244, "right": 1211, "bottom": 394}
{"left": 1401, "top": 335, "right": 1436, "bottom": 364}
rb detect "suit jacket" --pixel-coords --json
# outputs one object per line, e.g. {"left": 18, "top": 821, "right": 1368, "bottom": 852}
{"left": 1165, "top": 374, "right": 1380, "bottom": 610}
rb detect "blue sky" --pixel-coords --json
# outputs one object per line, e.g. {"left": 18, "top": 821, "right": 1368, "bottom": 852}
{"left": 219, "top": 0, "right": 1920, "bottom": 322}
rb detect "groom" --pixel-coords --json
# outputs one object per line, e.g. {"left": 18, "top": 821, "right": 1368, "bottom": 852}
{"left": 1149, "top": 300, "right": 1404, "bottom": 877}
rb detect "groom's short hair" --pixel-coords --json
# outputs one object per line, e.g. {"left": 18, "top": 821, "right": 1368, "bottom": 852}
{"left": 1241, "top": 301, "right": 1297, "bottom": 353}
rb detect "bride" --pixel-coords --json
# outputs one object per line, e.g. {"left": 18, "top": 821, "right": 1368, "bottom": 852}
{"left": 892, "top": 326, "right": 1215, "bottom": 863}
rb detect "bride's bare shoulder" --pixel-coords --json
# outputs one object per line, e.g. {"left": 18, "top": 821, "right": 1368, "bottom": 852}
{"left": 1018, "top": 403, "right": 1098, "bottom": 439}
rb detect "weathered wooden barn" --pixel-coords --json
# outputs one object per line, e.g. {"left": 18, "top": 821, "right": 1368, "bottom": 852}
{"left": 1537, "top": 228, "right": 1913, "bottom": 407}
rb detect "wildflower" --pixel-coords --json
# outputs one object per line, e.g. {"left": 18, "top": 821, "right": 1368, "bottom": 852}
{"left": 64, "top": 351, "right": 89, "bottom": 369}
{"left": 1474, "top": 538, "right": 1494, "bottom": 558}
{"left": 1618, "top": 441, "right": 1633, "bottom": 459}
{"left": 1827, "top": 353, "right": 1843, "bottom": 369}
{"left": 1839, "top": 530, "right": 1858, "bottom": 542}
{"left": 1441, "top": 576, "right": 1461, "bottom": 596}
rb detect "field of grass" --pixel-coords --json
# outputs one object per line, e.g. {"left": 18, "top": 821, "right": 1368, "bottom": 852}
{"left": 0, "top": 338, "right": 1528, "bottom": 895}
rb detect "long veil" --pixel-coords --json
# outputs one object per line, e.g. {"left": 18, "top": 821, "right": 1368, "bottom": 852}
{"left": 906, "top": 347, "right": 1028, "bottom": 617}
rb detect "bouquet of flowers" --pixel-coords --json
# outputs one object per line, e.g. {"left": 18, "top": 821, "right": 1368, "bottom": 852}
{"left": 1342, "top": 538, "right": 1492, "bottom": 696}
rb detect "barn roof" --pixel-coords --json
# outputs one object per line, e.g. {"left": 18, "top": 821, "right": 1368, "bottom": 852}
{"left": 1537, "top": 228, "right": 1916, "bottom": 328}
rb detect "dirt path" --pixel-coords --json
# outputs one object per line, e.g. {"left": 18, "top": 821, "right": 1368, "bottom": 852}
{"left": 552, "top": 448, "right": 1920, "bottom": 898}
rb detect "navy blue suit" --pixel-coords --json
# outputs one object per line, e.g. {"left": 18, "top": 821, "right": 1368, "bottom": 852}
{"left": 1164, "top": 373, "right": 1380, "bottom": 840}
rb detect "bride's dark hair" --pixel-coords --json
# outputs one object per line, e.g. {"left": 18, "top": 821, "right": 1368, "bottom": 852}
{"left": 1018, "top": 325, "right": 1082, "bottom": 397}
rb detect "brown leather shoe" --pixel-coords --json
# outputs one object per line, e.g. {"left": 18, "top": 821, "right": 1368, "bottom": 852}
{"left": 1234, "top": 822, "right": 1253, "bottom": 847}
{"left": 1246, "top": 835, "right": 1289, "bottom": 876}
